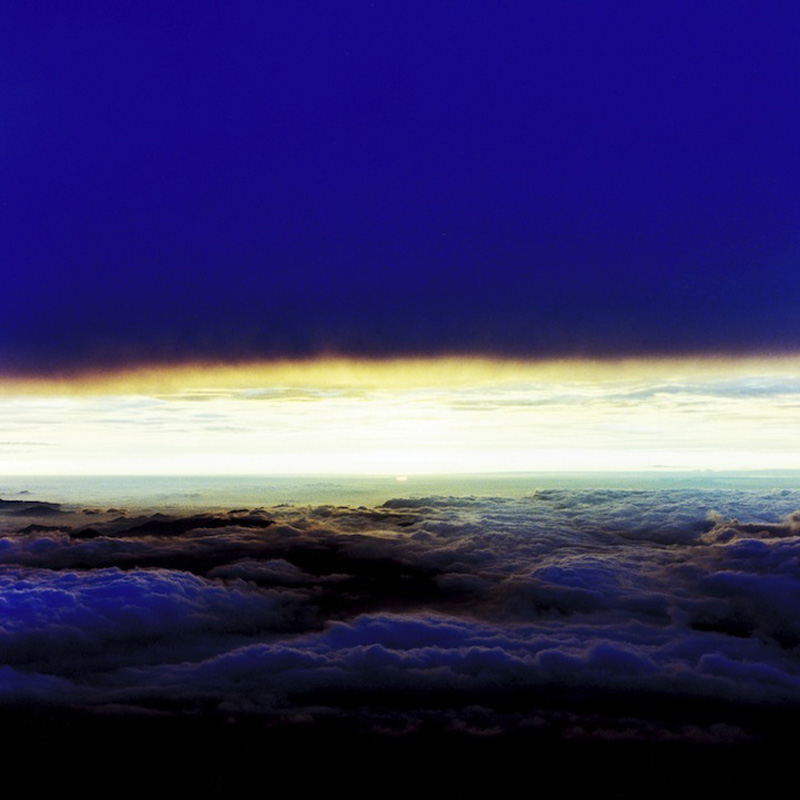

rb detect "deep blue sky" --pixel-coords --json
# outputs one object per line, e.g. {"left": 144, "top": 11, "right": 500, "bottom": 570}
{"left": 3, "top": 1, "right": 800, "bottom": 374}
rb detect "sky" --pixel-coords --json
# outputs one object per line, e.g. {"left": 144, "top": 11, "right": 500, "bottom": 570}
{"left": 3, "top": 356, "right": 800, "bottom": 476}
{"left": 3, "top": 1, "right": 800, "bottom": 372}
{"left": 2, "top": 2, "right": 800, "bottom": 476}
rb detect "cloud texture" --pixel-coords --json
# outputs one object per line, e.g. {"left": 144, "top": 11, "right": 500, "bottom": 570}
{"left": 2, "top": 487, "right": 800, "bottom": 755}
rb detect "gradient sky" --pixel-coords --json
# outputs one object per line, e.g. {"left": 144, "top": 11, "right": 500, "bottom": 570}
{"left": 3, "top": 1, "right": 800, "bottom": 373}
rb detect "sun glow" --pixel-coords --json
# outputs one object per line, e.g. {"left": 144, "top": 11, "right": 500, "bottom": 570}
{"left": 4, "top": 354, "right": 800, "bottom": 395}
{"left": 1, "top": 356, "right": 800, "bottom": 476}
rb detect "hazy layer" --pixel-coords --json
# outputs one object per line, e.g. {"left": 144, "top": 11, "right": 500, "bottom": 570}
{"left": 2, "top": 356, "right": 800, "bottom": 475}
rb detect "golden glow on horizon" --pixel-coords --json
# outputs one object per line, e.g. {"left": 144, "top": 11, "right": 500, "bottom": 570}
{"left": 2, "top": 354, "right": 800, "bottom": 395}
{"left": 1, "top": 355, "right": 799, "bottom": 476}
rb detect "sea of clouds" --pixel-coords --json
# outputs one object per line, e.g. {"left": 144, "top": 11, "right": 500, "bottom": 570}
{"left": 2, "top": 487, "right": 800, "bottom": 752}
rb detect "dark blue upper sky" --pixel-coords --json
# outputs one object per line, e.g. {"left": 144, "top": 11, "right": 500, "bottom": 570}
{"left": 3, "top": 1, "right": 800, "bottom": 373}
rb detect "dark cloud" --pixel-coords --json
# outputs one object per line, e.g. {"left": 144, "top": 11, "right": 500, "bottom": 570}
{"left": 0, "top": 498, "right": 65, "bottom": 517}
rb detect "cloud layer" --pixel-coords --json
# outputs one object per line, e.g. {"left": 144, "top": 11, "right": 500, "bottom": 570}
{"left": 2, "top": 487, "right": 800, "bottom": 755}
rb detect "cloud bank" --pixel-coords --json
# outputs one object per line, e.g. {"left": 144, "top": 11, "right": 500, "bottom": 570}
{"left": 3, "top": 486, "right": 800, "bottom": 757}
